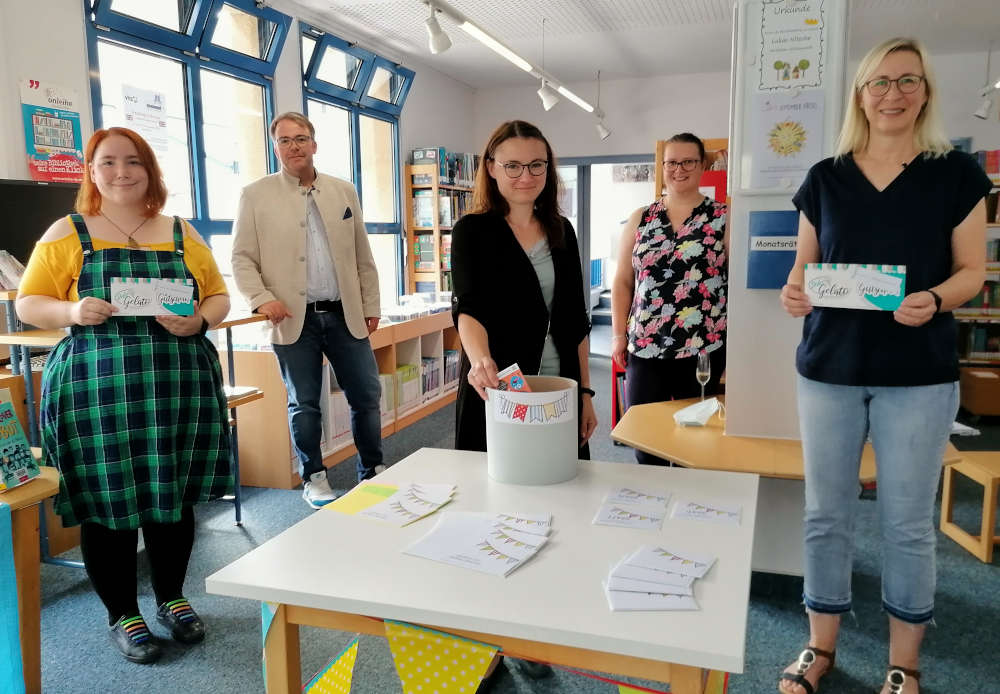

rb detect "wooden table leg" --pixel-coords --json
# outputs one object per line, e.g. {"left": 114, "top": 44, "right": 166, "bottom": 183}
{"left": 12, "top": 505, "right": 41, "bottom": 694}
{"left": 263, "top": 604, "right": 301, "bottom": 694}
{"left": 669, "top": 664, "right": 706, "bottom": 694}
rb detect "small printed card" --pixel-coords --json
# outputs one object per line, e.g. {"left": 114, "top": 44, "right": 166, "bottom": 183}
{"left": 626, "top": 544, "right": 716, "bottom": 579}
{"left": 671, "top": 499, "right": 742, "bottom": 526}
{"left": 604, "top": 584, "right": 699, "bottom": 611}
{"left": 605, "top": 486, "right": 671, "bottom": 507}
{"left": 804, "top": 263, "right": 906, "bottom": 311}
{"left": 496, "top": 363, "right": 531, "bottom": 392}
{"left": 593, "top": 486, "right": 670, "bottom": 530}
{"left": 110, "top": 277, "right": 195, "bottom": 316}
{"left": 0, "top": 402, "right": 40, "bottom": 492}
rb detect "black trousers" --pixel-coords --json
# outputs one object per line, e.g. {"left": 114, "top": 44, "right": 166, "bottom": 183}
{"left": 624, "top": 347, "right": 726, "bottom": 465}
{"left": 79, "top": 506, "right": 195, "bottom": 624}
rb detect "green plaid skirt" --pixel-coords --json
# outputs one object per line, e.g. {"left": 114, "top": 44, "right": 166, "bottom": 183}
{"left": 40, "top": 216, "right": 233, "bottom": 529}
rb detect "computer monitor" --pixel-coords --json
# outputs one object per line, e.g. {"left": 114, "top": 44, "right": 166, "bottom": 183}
{"left": 0, "top": 179, "right": 80, "bottom": 264}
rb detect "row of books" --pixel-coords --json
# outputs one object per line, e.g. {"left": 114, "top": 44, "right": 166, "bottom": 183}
{"left": 963, "top": 281, "right": 1000, "bottom": 311}
{"left": 411, "top": 190, "right": 472, "bottom": 228}
{"left": 974, "top": 149, "right": 1000, "bottom": 186}
{"left": 412, "top": 234, "right": 453, "bottom": 272}
{"left": 411, "top": 147, "right": 480, "bottom": 187}
{"left": 959, "top": 322, "right": 1000, "bottom": 362}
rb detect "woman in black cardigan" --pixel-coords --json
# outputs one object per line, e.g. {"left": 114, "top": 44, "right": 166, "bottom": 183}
{"left": 451, "top": 120, "right": 596, "bottom": 458}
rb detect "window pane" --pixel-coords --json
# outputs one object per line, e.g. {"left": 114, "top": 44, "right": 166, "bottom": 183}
{"left": 201, "top": 70, "right": 268, "bottom": 219}
{"left": 211, "top": 3, "right": 276, "bottom": 60}
{"left": 590, "top": 162, "right": 655, "bottom": 291}
{"left": 301, "top": 35, "right": 316, "bottom": 74}
{"left": 359, "top": 115, "right": 395, "bottom": 224}
{"left": 367, "top": 66, "right": 402, "bottom": 103}
{"left": 307, "top": 99, "right": 352, "bottom": 182}
{"left": 316, "top": 45, "right": 361, "bottom": 89}
{"left": 368, "top": 233, "right": 399, "bottom": 306}
{"left": 109, "top": 0, "right": 196, "bottom": 32}
{"left": 96, "top": 40, "right": 193, "bottom": 218}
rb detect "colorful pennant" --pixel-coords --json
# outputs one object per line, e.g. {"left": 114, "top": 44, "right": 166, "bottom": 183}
{"left": 385, "top": 621, "right": 499, "bottom": 694}
{"left": 304, "top": 637, "right": 359, "bottom": 693}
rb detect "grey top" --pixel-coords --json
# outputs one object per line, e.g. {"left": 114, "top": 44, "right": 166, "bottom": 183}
{"left": 526, "top": 238, "right": 560, "bottom": 376}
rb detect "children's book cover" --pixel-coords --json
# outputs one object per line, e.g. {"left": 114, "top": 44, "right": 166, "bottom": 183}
{"left": 0, "top": 402, "right": 40, "bottom": 492}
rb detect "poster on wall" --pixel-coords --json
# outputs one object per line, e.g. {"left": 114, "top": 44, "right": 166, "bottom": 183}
{"left": 758, "top": 0, "right": 825, "bottom": 92}
{"left": 122, "top": 84, "right": 168, "bottom": 157}
{"left": 748, "top": 90, "right": 824, "bottom": 189}
{"left": 19, "top": 79, "right": 84, "bottom": 183}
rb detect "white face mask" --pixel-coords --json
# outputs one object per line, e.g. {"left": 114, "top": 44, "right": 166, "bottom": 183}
{"left": 673, "top": 397, "right": 722, "bottom": 427}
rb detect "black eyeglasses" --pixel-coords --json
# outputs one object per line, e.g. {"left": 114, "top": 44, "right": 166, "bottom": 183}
{"left": 494, "top": 159, "right": 548, "bottom": 178}
{"left": 862, "top": 74, "right": 924, "bottom": 97}
{"left": 275, "top": 135, "right": 313, "bottom": 148}
{"left": 665, "top": 159, "right": 701, "bottom": 172}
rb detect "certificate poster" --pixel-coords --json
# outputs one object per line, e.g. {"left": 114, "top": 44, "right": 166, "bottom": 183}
{"left": 758, "top": 0, "right": 825, "bottom": 91}
{"left": 19, "top": 79, "right": 84, "bottom": 183}
{"left": 122, "top": 85, "right": 168, "bottom": 157}
{"left": 748, "top": 90, "right": 824, "bottom": 189}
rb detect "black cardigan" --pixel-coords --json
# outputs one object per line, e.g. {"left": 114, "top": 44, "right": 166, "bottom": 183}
{"left": 451, "top": 212, "right": 592, "bottom": 454}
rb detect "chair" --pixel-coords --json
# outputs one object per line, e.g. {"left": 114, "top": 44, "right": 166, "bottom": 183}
{"left": 940, "top": 451, "right": 1000, "bottom": 563}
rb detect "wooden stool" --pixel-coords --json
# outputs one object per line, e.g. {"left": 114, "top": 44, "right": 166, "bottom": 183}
{"left": 940, "top": 452, "right": 1000, "bottom": 563}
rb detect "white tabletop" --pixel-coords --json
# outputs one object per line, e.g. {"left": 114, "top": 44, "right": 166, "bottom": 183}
{"left": 206, "top": 447, "right": 759, "bottom": 673}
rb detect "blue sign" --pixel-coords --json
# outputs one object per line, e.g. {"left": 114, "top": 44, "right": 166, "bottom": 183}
{"left": 746, "top": 210, "right": 799, "bottom": 289}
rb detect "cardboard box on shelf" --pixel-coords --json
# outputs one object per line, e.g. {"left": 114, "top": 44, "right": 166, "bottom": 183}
{"left": 960, "top": 367, "right": 1000, "bottom": 416}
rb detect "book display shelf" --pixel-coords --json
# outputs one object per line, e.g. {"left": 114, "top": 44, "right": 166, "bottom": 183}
{"left": 404, "top": 163, "right": 473, "bottom": 293}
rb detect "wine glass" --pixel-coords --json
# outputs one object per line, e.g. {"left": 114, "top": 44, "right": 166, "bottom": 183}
{"left": 695, "top": 352, "right": 711, "bottom": 401}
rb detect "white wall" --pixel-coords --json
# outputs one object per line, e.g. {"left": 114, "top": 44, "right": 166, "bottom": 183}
{"left": 473, "top": 70, "right": 732, "bottom": 158}
{"left": 0, "top": 0, "right": 92, "bottom": 180}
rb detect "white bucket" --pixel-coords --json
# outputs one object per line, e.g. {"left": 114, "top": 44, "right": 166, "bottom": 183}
{"left": 485, "top": 375, "right": 578, "bottom": 485}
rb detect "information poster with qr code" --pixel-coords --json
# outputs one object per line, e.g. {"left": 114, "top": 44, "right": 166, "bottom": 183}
{"left": 20, "top": 78, "right": 84, "bottom": 183}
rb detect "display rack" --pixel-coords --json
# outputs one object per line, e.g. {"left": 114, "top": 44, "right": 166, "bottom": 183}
{"left": 404, "top": 163, "right": 473, "bottom": 293}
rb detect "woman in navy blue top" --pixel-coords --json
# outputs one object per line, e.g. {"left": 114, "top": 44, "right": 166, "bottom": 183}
{"left": 778, "top": 38, "right": 992, "bottom": 694}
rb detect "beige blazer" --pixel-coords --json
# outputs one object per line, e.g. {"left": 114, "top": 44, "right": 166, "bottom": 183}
{"left": 231, "top": 169, "right": 380, "bottom": 345}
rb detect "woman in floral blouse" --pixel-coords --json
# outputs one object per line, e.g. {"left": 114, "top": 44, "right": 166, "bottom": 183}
{"left": 610, "top": 132, "right": 729, "bottom": 464}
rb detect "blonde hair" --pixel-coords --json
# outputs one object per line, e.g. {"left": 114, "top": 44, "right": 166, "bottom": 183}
{"left": 834, "top": 37, "right": 951, "bottom": 159}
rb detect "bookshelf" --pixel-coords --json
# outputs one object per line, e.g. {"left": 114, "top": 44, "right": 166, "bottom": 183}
{"left": 404, "top": 163, "right": 473, "bottom": 293}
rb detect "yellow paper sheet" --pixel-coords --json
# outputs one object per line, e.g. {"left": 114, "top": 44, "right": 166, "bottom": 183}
{"left": 325, "top": 483, "right": 398, "bottom": 515}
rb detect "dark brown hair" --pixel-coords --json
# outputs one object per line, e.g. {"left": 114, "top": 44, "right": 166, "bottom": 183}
{"left": 664, "top": 132, "right": 706, "bottom": 162}
{"left": 471, "top": 120, "right": 564, "bottom": 248}
{"left": 76, "top": 127, "right": 167, "bottom": 217}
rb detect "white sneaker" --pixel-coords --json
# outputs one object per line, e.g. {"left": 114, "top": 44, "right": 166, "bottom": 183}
{"left": 373, "top": 464, "right": 387, "bottom": 475}
{"left": 303, "top": 471, "right": 337, "bottom": 509}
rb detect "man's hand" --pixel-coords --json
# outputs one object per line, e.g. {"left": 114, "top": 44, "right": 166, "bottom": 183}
{"left": 257, "top": 300, "right": 292, "bottom": 324}
{"left": 365, "top": 316, "right": 380, "bottom": 334}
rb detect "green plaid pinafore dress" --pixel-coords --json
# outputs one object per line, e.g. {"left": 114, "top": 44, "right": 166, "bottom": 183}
{"left": 40, "top": 215, "right": 233, "bottom": 529}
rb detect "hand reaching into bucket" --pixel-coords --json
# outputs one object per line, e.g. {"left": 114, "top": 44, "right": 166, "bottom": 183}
{"left": 468, "top": 355, "right": 499, "bottom": 400}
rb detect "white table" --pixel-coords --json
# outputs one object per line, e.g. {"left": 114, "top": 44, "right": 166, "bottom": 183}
{"left": 206, "top": 448, "right": 759, "bottom": 694}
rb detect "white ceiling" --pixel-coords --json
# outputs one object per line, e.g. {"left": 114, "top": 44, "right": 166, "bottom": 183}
{"left": 285, "top": 0, "right": 1000, "bottom": 88}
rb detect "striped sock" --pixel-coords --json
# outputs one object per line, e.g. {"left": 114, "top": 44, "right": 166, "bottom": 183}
{"left": 118, "top": 616, "right": 152, "bottom": 644}
{"left": 162, "top": 598, "right": 197, "bottom": 623}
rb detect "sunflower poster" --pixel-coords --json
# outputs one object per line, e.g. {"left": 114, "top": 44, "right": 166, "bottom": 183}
{"left": 748, "top": 91, "right": 824, "bottom": 189}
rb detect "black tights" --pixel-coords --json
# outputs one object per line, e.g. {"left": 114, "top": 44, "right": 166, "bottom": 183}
{"left": 80, "top": 506, "right": 196, "bottom": 625}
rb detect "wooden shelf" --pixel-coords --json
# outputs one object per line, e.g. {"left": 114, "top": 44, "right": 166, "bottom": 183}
{"left": 216, "top": 313, "right": 269, "bottom": 330}
{"left": 224, "top": 385, "right": 264, "bottom": 409}
{"left": 0, "top": 289, "right": 17, "bottom": 301}
{"left": 411, "top": 183, "right": 473, "bottom": 193}
{"left": 0, "top": 329, "right": 67, "bottom": 347}
{"left": 405, "top": 162, "right": 470, "bottom": 293}
{"left": 960, "top": 357, "right": 1000, "bottom": 365}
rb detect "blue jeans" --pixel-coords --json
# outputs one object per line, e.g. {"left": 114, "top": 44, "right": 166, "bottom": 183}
{"left": 797, "top": 375, "right": 958, "bottom": 625}
{"left": 273, "top": 307, "right": 383, "bottom": 483}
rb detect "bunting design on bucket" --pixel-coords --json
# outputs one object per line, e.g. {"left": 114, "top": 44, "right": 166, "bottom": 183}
{"left": 493, "top": 392, "right": 571, "bottom": 425}
{"left": 384, "top": 620, "right": 499, "bottom": 693}
{"left": 303, "top": 637, "right": 359, "bottom": 693}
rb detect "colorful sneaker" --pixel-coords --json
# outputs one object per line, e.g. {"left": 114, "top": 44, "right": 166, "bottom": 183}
{"left": 109, "top": 614, "right": 161, "bottom": 664}
{"left": 303, "top": 471, "right": 338, "bottom": 509}
{"left": 156, "top": 598, "right": 205, "bottom": 644}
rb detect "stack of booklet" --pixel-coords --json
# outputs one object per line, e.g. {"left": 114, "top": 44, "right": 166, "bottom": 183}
{"left": 604, "top": 545, "right": 716, "bottom": 611}
{"left": 404, "top": 511, "right": 552, "bottom": 577}
{"left": 355, "top": 483, "right": 456, "bottom": 526}
{"left": 592, "top": 486, "right": 671, "bottom": 530}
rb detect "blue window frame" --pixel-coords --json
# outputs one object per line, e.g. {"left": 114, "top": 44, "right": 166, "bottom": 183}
{"left": 299, "top": 23, "right": 413, "bottom": 297}
{"left": 85, "top": 0, "right": 287, "bottom": 235}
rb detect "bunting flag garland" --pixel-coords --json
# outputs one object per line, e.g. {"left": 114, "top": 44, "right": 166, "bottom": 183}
{"left": 384, "top": 621, "right": 499, "bottom": 694}
{"left": 493, "top": 392, "right": 571, "bottom": 425}
{"left": 303, "top": 637, "right": 359, "bottom": 694}
{"left": 260, "top": 601, "right": 279, "bottom": 682}
{"left": 474, "top": 540, "right": 521, "bottom": 566}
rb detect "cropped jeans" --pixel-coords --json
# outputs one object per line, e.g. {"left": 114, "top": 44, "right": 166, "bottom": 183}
{"left": 796, "top": 375, "right": 958, "bottom": 625}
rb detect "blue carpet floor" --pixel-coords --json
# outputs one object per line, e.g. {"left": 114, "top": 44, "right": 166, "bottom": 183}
{"left": 35, "top": 349, "right": 1000, "bottom": 693}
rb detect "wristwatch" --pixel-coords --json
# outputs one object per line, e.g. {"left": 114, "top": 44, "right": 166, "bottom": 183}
{"left": 927, "top": 289, "right": 942, "bottom": 313}
{"left": 580, "top": 386, "right": 596, "bottom": 398}
{"left": 198, "top": 316, "right": 210, "bottom": 336}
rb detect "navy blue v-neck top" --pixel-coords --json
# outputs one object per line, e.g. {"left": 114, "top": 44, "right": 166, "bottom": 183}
{"left": 791, "top": 150, "right": 993, "bottom": 387}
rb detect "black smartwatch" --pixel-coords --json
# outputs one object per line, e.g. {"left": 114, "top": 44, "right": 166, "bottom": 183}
{"left": 580, "top": 386, "right": 596, "bottom": 398}
{"left": 927, "top": 289, "right": 942, "bottom": 313}
{"left": 198, "top": 316, "right": 210, "bottom": 336}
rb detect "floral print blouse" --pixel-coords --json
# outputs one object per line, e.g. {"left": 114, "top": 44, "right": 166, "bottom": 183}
{"left": 627, "top": 196, "right": 728, "bottom": 360}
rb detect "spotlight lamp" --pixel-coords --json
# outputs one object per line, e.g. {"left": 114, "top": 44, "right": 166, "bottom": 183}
{"left": 596, "top": 121, "right": 611, "bottom": 140}
{"left": 425, "top": 3, "right": 451, "bottom": 54}
{"left": 973, "top": 96, "right": 993, "bottom": 120}
{"left": 537, "top": 80, "right": 560, "bottom": 111}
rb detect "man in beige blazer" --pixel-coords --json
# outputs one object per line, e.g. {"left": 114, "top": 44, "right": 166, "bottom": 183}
{"left": 232, "top": 112, "right": 383, "bottom": 509}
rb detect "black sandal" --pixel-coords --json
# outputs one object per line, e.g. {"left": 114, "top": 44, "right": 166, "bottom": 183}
{"left": 778, "top": 646, "right": 836, "bottom": 694}
{"left": 884, "top": 665, "right": 920, "bottom": 693}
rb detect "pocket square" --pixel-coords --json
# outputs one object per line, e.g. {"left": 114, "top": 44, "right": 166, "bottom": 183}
{"left": 343, "top": 207, "right": 353, "bottom": 220}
